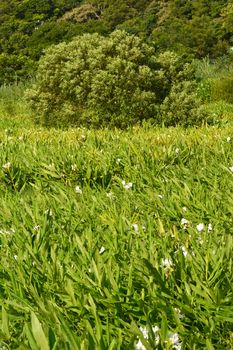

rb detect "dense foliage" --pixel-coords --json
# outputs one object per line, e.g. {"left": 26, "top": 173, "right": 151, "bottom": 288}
{"left": 0, "top": 121, "right": 233, "bottom": 349}
{"left": 0, "top": 0, "right": 232, "bottom": 346}
{"left": 26, "top": 31, "right": 204, "bottom": 128}
{"left": 0, "top": 0, "right": 232, "bottom": 84}
{"left": 0, "top": 52, "right": 232, "bottom": 349}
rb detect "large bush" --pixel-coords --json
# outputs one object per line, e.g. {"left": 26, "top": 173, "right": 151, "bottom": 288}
{"left": 27, "top": 30, "right": 205, "bottom": 128}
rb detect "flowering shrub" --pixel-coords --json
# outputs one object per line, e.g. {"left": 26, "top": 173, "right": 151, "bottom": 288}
{"left": 26, "top": 30, "right": 205, "bottom": 128}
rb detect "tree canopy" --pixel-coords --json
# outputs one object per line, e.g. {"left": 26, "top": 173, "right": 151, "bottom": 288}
{"left": 26, "top": 30, "right": 205, "bottom": 128}
{"left": 0, "top": 0, "right": 232, "bottom": 84}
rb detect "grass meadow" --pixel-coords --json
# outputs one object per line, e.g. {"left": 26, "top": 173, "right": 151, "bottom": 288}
{"left": 0, "top": 84, "right": 233, "bottom": 349}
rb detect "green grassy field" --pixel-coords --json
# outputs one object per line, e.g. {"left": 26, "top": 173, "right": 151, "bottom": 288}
{"left": 0, "top": 86, "right": 233, "bottom": 349}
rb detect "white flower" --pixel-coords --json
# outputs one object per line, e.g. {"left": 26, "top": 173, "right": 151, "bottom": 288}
{"left": 168, "top": 332, "right": 182, "bottom": 350}
{"left": 33, "top": 225, "right": 40, "bottom": 231}
{"left": 116, "top": 158, "right": 121, "bottom": 164}
{"left": 47, "top": 163, "right": 54, "bottom": 169}
{"left": 161, "top": 258, "right": 173, "bottom": 269}
{"left": 132, "top": 224, "right": 139, "bottom": 232}
{"left": 174, "top": 308, "right": 184, "bottom": 320}
{"left": 181, "top": 218, "right": 188, "bottom": 228}
{"left": 0, "top": 228, "right": 15, "bottom": 235}
{"left": 173, "top": 342, "right": 182, "bottom": 350}
{"left": 45, "top": 208, "right": 53, "bottom": 216}
{"left": 135, "top": 326, "right": 160, "bottom": 350}
{"left": 122, "top": 180, "right": 133, "bottom": 190}
{"left": 169, "top": 333, "right": 179, "bottom": 344}
{"left": 135, "top": 339, "right": 146, "bottom": 350}
{"left": 208, "top": 223, "right": 213, "bottom": 232}
{"left": 75, "top": 186, "right": 82, "bottom": 194}
{"left": 182, "top": 206, "right": 187, "bottom": 212}
{"left": 14, "top": 255, "right": 18, "bottom": 260}
{"left": 196, "top": 223, "right": 204, "bottom": 232}
{"left": 175, "top": 148, "right": 180, "bottom": 154}
{"left": 106, "top": 192, "right": 114, "bottom": 198}
{"left": 71, "top": 164, "right": 78, "bottom": 171}
{"left": 181, "top": 246, "right": 188, "bottom": 257}
{"left": 198, "top": 237, "right": 204, "bottom": 245}
{"left": 139, "top": 327, "right": 149, "bottom": 340}
{"left": 99, "top": 246, "right": 106, "bottom": 255}
{"left": 2, "top": 162, "right": 11, "bottom": 170}
{"left": 226, "top": 137, "right": 231, "bottom": 142}
{"left": 152, "top": 325, "right": 160, "bottom": 334}
{"left": 152, "top": 326, "right": 160, "bottom": 344}
{"left": 229, "top": 166, "right": 233, "bottom": 172}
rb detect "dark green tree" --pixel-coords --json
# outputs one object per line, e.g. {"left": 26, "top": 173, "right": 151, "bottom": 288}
{"left": 150, "top": 0, "right": 230, "bottom": 58}
{"left": 0, "top": 0, "right": 232, "bottom": 83}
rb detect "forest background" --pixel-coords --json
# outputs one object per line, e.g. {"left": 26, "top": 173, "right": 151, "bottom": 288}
{"left": 0, "top": 0, "right": 233, "bottom": 85}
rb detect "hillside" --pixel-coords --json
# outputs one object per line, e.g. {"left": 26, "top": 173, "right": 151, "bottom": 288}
{"left": 0, "top": 0, "right": 232, "bottom": 84}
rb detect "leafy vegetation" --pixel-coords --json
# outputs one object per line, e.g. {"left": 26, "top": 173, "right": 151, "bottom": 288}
{"left": 0, "top": 84, "right": 232, "bottom": 348}
{"left": 194, "top": 54, "right": 233, "bottom": 116}
{"left": 0, "top": 0, "right": 232, "bottom": 84}
{"left": 0, "top": 1, "right": 233, "bottom": 348}
{"left": 26, "top": 31, "right": 205, "bottom": 128}
{"left": 0, "top": 127, "right": 233, "bottom": 349}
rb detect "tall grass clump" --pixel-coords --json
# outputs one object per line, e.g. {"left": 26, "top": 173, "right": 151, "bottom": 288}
{"left": 0, "top": 82, "right": 33, "bottom": 129}
{"left": 195, "top": 55, "right": 233, "bottom": 124}
{"left": 195, "top": 56, "right": 233, "bottom": 103}
{"left": 0, "top": 125, "right": 232, "bottom": 349}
